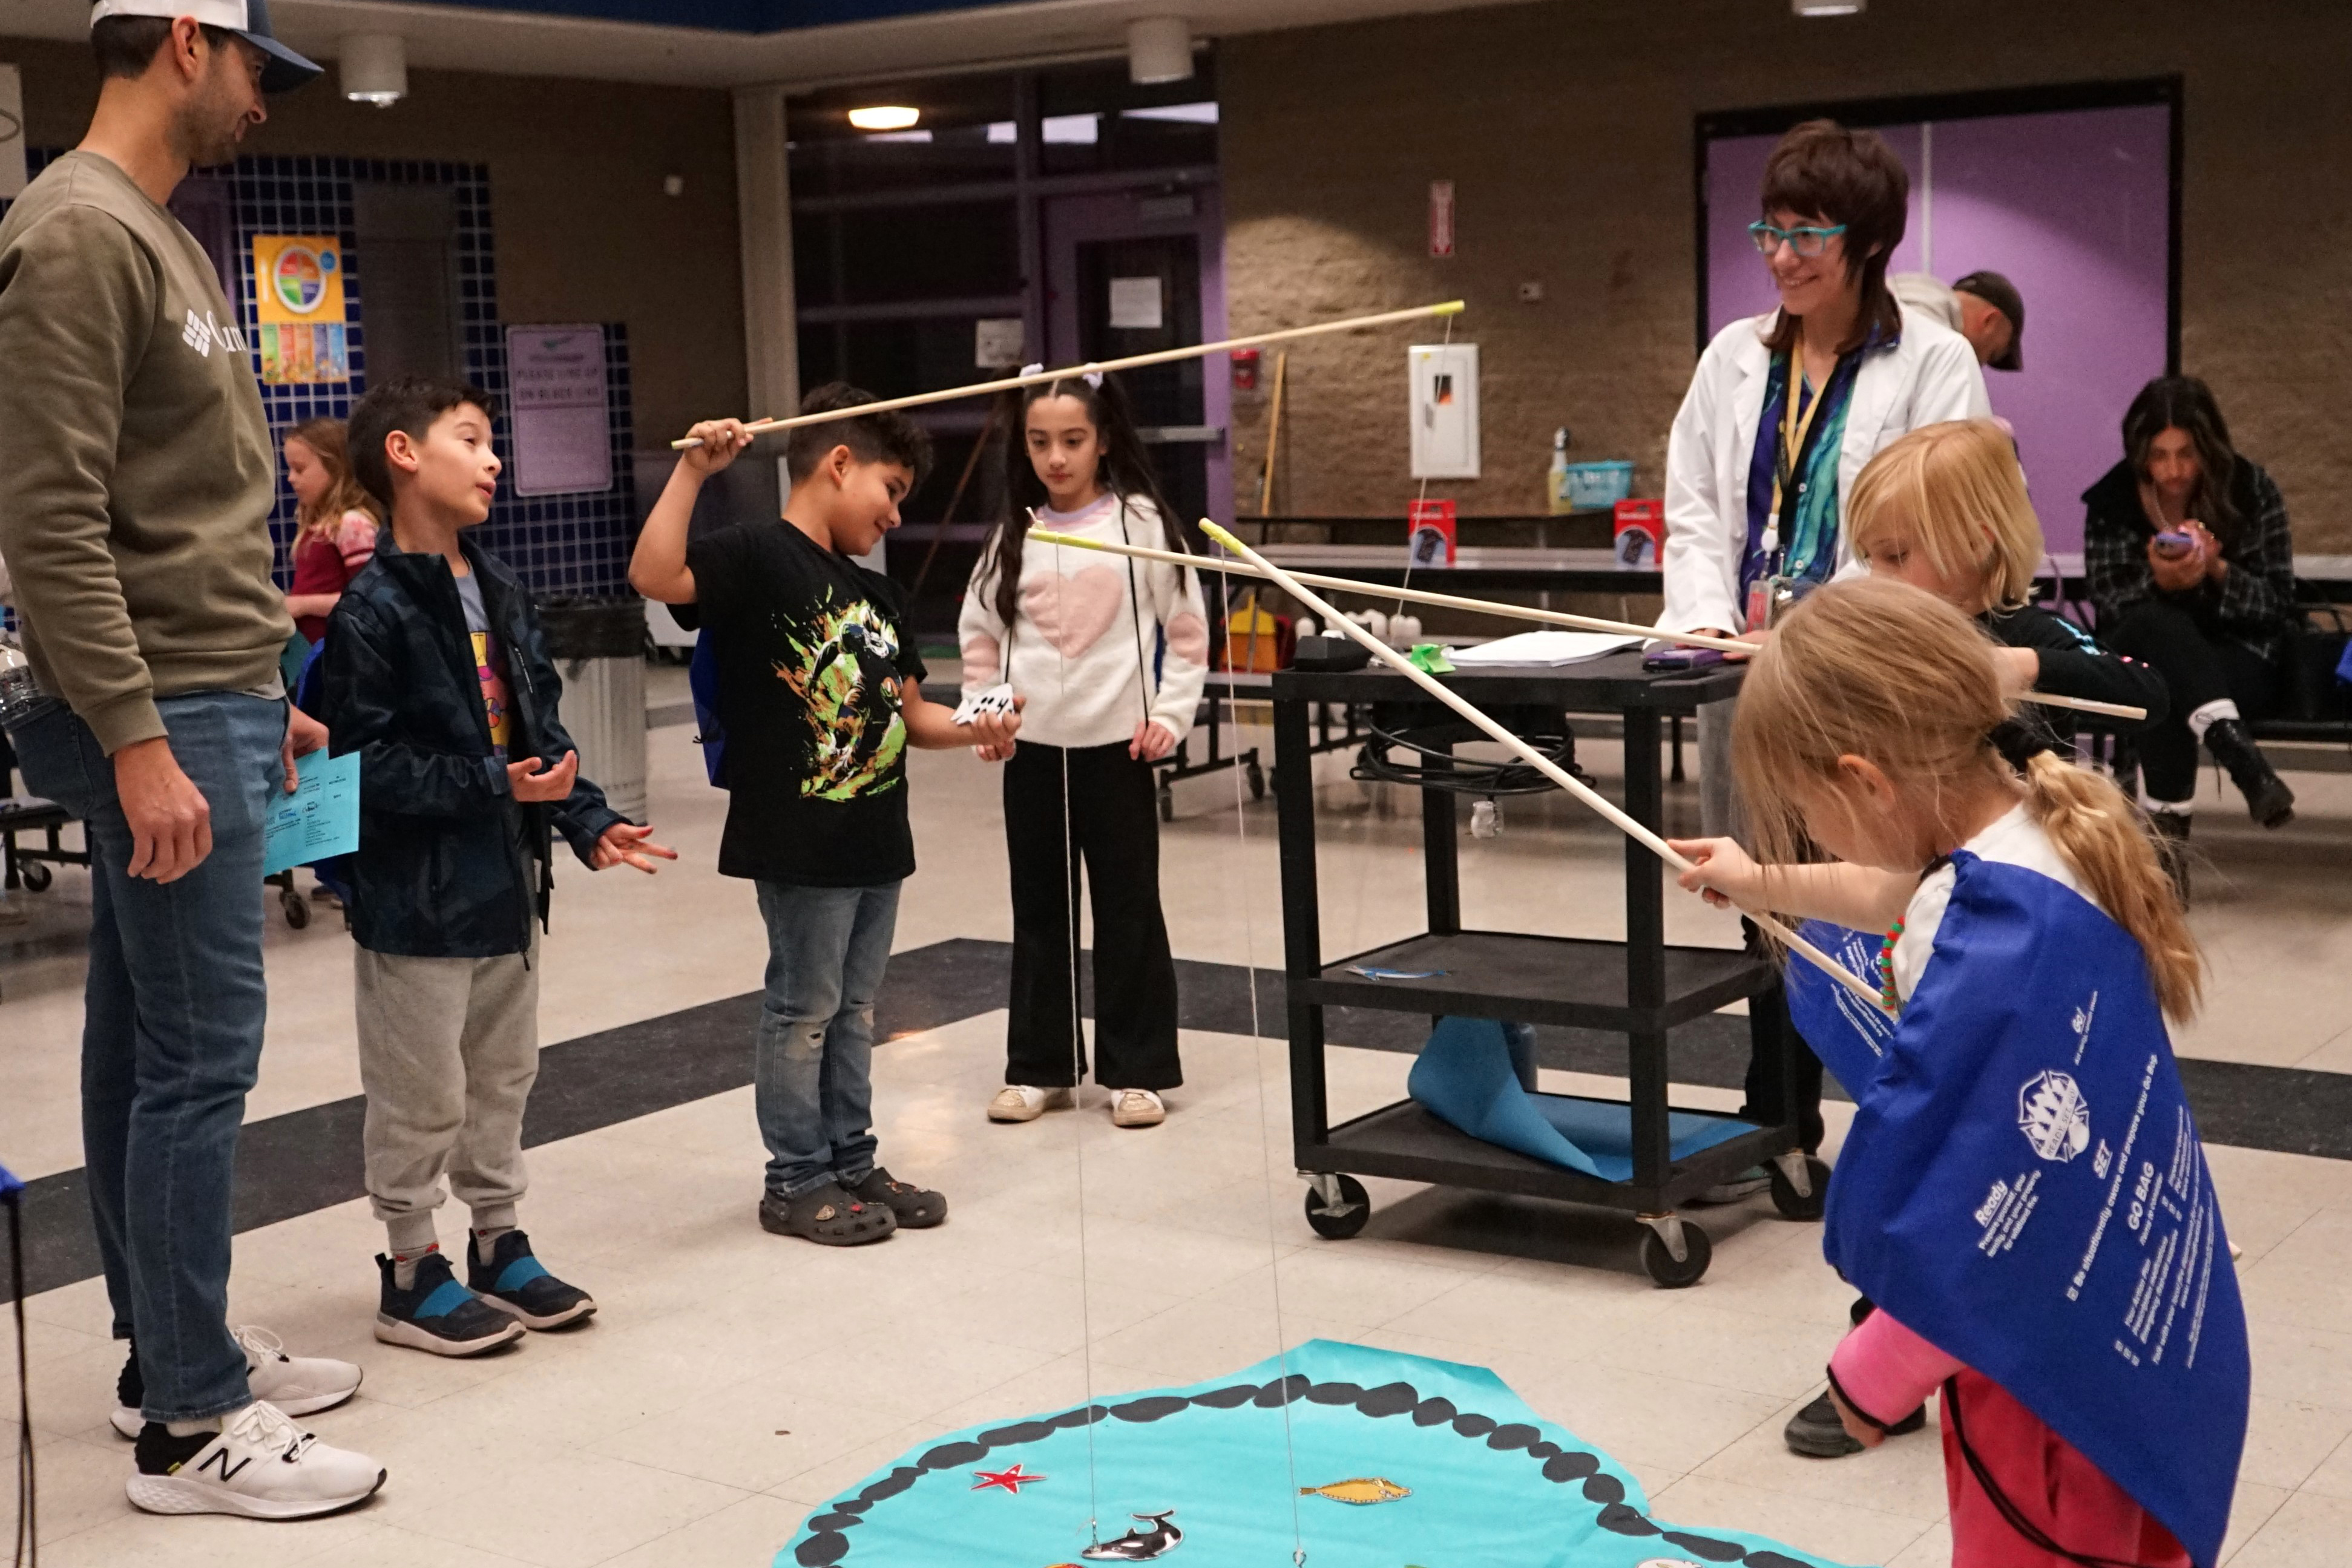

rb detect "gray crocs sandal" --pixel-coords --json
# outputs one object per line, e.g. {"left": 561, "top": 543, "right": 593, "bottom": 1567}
{"left": 758, "top": 1183, "right": 898, "bottom": 1246}
{"left": 847, "top": 1167, "right": 947, "bottom": 1229}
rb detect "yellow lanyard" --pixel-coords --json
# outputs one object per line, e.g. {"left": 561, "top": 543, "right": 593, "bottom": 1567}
{"left": 1767, "top": 326, "right": 1829, "bottom": 552}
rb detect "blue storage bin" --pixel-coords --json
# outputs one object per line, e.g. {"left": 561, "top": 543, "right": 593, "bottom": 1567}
{"left": 1562, "top": 460, "right": 1635, "bottom": 510}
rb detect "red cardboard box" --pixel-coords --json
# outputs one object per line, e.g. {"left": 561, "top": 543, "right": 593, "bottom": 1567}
{"left": 1612, "top": 498, "right": 1663, "bottom": 569}
{"left": 1408, "top": 498, "right": 1457, "bottom": 568}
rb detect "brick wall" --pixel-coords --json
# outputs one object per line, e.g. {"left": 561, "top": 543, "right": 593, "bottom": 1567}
{"left": 1220, "top": 0, "right": 2352, "bottom": 551}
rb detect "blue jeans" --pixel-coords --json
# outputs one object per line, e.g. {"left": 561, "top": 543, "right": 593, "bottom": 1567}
{"left": 11, "top": 692, "right": 284, "bottom": 1422}
{"left": 752, "top": 879, "right": 898, "bottom": 1200}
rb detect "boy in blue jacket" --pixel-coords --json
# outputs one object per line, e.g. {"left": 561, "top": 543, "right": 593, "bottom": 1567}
{"left": 325, "top": 376, "right": 674, "bottom": 1356}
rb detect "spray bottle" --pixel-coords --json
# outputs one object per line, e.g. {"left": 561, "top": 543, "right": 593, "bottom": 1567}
{"left": 1547, "top": 427, "right": 1573, "bottom": 516}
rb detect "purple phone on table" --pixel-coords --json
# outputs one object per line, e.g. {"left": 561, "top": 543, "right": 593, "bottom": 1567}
{"left": 1643, "top": 646, "right": 1728, "bottom": 672}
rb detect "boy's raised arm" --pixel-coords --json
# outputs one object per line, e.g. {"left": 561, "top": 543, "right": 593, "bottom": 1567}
{"left": 629, "top": 418, "right": 752, "bottom": 604}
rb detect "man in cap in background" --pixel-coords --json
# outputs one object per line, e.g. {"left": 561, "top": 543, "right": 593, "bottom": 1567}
{"left": 0, "top": 3, "right": 386, "bottom": 1520}
{"left": 1890, "top": 267, "right": 2026, "bottom": 370}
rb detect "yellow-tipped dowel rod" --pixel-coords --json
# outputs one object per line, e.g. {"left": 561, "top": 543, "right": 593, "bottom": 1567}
{"left": 1024, "top": 527, "right": 2145, "bottom": 723}
{"left": 1195, "top": 520, "right": 1888, "bottom": 1011}
{"left": 674, "top": 299, "right": 1467, "bottom": 449}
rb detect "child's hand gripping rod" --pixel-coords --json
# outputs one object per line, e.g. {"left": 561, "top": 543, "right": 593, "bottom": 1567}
{"left": 1025, "top": 526, "right": 2144, "bottom": 723}
{"left": 1195, "top": 520, "right": 1888, "bottom": 1012}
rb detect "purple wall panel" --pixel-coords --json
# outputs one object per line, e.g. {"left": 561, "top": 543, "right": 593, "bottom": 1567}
{"left": 1704, "top": 106, "right": 2170, "bottom": 553}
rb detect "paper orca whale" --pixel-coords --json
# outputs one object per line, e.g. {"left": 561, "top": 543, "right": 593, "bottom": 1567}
{"left": 1080, "top": 1510, "right": 1182, "bottom": 1561}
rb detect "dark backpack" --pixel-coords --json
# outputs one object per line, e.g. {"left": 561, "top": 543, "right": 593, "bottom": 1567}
{"left": 688, "top": 630, "right": 728, "bottom": 787}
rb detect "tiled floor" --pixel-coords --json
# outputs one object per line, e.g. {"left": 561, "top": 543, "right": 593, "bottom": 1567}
{"left": 4, "top": 671, "right": 2351, "bottom": 1564}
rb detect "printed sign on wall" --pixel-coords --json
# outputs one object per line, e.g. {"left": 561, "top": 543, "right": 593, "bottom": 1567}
{"left": 506, "top": 325, "right": 613, "bottom": 497}
{"left": 252, "top": 234, "right": 350, "bottom": 384}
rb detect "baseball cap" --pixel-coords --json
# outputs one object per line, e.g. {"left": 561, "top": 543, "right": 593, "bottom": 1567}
{"left": 90, "top": 1, "right": 322, "bottom": 94}
{"left": 1952, "top": 269, "right": 2025, "bottom": 372}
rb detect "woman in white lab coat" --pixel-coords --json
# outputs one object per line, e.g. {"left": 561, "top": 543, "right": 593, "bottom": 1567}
{"left": 1663, "top": 120, "right": 1990, "bottom": 645}
{"left": 1659, "top": 117, "right": 1989, "bottom": 1467}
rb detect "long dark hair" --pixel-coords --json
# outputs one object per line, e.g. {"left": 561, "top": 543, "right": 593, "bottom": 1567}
{"left": 2123, "top": 376, "right": 2241, "bottom": 539}
{"left": 1756, "top": 119, "right": 1909, "bottom": 357}
{"left": 979, "top": 372, "right": 1193, "bottom": 631}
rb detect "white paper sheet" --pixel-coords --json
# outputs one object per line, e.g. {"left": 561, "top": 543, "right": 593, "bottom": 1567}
{"left": 1444, "top": 630, "right": 1640, "bottom": 666}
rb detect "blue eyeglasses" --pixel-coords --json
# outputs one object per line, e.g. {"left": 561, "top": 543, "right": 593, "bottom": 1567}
{"left": 1749, "top": 220, "right": 1848, "bottom": 258}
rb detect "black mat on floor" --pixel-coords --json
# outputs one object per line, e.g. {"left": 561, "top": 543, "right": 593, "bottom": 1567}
{"left": 6, "top": 937, "right": 2348, "bottom": 1302}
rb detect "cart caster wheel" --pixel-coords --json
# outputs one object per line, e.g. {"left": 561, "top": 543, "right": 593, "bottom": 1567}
{"left": 1770, "top": 1156, "right": 1833, "bottom": 1222}
{"left": 1247, "top": 760, "right": 1267, "bottom": 801}
{"left": 281, "top": 888, "right": 310, "bottom": 929}
{"left": 1157, "top": 784, "right": 1174, "bottom": 823}
{"left": 1639, "top": 1221, "right": 1711, "bottom": 1288}
{"left": 1304, "top": 1175, "right": 1370, "bottom": 1239}
{"left": 21, "top": 862, "right": 51, "bottom": 893}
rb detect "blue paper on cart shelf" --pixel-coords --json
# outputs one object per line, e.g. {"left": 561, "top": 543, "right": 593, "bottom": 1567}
{"left": 1407, "top": 1016, "right": 1753, "bottom": 1180}
{"left": 1348, "top": 964, "right": 1447, "bottom": 980}
{"left": 1, "top": 1158, "right": 21, "bottom": 1199}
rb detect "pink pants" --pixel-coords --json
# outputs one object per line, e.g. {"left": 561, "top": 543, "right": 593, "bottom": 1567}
{"left": 1832, "top": 1311, "right": 2190, "bottom": 1567}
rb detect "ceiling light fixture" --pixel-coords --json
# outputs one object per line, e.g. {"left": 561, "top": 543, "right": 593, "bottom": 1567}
{"left": 847, "top": 105, "right": 921, "bottom": 131}
{"left": 1793, "top": 0, "right": 1865, "bottom": 13}
{"left": 340, "top": 33, "right": 407, "bottom": 107}
{"left": 1128, "top": 17, "right": 1194, "bottom": 85}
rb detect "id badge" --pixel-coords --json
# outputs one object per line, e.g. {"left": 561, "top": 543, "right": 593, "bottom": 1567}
{"left": 1745, "top": 574, "right": 1797, "bottom": 634}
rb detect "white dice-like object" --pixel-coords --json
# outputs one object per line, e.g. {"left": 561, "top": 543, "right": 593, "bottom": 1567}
{"left": 952, "top": 683, "right": 1019, "bottom": 726}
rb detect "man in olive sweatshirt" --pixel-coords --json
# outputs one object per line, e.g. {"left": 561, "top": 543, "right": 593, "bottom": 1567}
{"left": 0, "top": 5, "right": 385, "bottom": 1520}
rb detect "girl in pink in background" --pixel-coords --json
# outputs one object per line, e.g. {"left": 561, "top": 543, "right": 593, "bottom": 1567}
{"left": 281, "top": 416, "right": 380, "bottom": 646}
{"left": 961, "top": 372, "right": 1209, "bottom": 1130}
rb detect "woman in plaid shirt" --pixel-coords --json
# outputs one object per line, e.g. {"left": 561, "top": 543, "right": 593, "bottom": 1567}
{"left": 2083, "top": 376, "right": 2296, "bottom": 844}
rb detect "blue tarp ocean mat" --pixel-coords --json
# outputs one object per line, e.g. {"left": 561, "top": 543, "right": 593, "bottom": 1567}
{"left": 777, "top": 1339, "right": 1854, "bottom": 1567}
{"left": 1407, "top": 1015, "right": 1753, "bottom": 1179}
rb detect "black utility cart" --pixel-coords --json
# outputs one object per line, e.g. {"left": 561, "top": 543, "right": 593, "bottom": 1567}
{"left": 1270, "top": 652, "right": 1827, "bottom": 1287}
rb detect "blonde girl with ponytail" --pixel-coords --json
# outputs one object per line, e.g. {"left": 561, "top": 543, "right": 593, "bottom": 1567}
{"left": 1670, "top": 574, "right": 2196, "bottom": 1020}
{"left": 1671, "top": 575, "right": 2233, "bottom": 1568}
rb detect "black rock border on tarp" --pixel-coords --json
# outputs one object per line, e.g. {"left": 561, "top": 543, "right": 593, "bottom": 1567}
{"left": 793, "top": 1373, "right": 1812, "bottom": 1567}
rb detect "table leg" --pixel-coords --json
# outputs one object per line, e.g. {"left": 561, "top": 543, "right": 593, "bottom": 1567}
{"left": 1422, "top": 744, "right": 1460, "bottom": 937}
{"left": 1623, "top": 708, "right": 1670, "bottom": 1200}
{"left": 1275, "top": 697, "right": 1330, "bottom": 1160}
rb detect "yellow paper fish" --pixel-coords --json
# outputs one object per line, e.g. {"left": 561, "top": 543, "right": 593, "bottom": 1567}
{"left": 1299, "top": 1477, "right": 1410, "bottom": 1505}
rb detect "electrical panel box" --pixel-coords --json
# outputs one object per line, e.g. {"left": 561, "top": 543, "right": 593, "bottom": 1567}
{"left": 1408, "top": 342, "right": 1480, "bottom": 480}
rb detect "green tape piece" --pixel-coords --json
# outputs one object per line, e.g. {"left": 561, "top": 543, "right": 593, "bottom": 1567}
{"left": 1408, "top": 643, "right": 1455, "bottom": 674}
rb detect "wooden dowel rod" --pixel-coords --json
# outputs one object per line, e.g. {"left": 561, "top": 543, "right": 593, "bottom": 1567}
{"left": 674, "top": 299, "right": 1466, "bottom": 449}
{"left": 1025, "top": 528, "right": 2145, "bottom": 723}
{"left": 1197, "top": 521, "right": 1888, "bottom": 1011}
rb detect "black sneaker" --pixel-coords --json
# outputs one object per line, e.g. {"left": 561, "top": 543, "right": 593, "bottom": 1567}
{"left": 1782, "top": 1389, "right": 1927, "bottom": 1457}
{"left": 465, "top": 1230, "right": 597, "bottom": 1330}
{"left": 373, "top": 1251, "right": 524, "bottom": 1357}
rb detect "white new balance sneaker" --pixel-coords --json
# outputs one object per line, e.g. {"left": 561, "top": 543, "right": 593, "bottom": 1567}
{"left": 113, "top": 1325, "right": 363, "bottom": 1438}
{"left": 125, "top": 1400, "right": 386, "bottom": 1519}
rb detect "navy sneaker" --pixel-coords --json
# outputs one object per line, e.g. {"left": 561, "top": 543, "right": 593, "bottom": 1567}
{"left": 466, "top": 1230, "right": 597, "bottom": 1331}
{"left": 373, "top": 1251, "right": 524, "bottom": 1357}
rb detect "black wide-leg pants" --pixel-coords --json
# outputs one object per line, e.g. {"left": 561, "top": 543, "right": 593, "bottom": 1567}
{"left": 1002, "top": 741, "right": 1183, "bottom": 1091}
{"left": 2103, "top": 600, "right": 2279, "bottom": 803}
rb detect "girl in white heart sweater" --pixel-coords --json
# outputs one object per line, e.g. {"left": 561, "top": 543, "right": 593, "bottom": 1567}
{"left": 959, "top": 372, "right": 1209, "bottom": 1129}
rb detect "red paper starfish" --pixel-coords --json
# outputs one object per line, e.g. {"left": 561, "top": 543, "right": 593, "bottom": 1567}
{"left": 970, "top": 1463, "right": 1046, "bottom": 1494}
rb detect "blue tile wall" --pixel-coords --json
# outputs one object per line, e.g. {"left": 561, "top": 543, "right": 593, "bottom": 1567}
{"left": 4, "top": 149, "right": 636, "bottom": 599}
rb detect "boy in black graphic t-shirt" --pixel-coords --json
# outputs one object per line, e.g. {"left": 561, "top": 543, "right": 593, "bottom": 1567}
{"left": 632, "top": 384, "right": 1022, "bottom": 1245}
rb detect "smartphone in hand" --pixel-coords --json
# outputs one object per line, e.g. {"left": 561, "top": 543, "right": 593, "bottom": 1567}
{"left": 2153, "top": 530, "right": 2196, "bottom": 559}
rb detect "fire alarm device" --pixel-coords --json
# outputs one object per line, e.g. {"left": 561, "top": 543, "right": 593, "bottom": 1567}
{"left": 1231, "top": 347, "right": 1260, "bottom": 392}
{"left": 1428, "top": 180, "right": 1456, "bottom": 258}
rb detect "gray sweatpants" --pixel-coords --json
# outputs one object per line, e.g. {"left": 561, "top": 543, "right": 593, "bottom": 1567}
{"left": 354, "top": 935, "right": 539, "bottom": 1254}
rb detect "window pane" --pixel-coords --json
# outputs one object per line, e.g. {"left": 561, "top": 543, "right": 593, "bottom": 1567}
{"left": 1036, "top": 55, "right": 1219, "bottom": 174}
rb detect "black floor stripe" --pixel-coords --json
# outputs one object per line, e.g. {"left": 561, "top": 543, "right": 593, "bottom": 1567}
{"left": 7, "top": 937, "right": 2348, "bottom": 1302}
